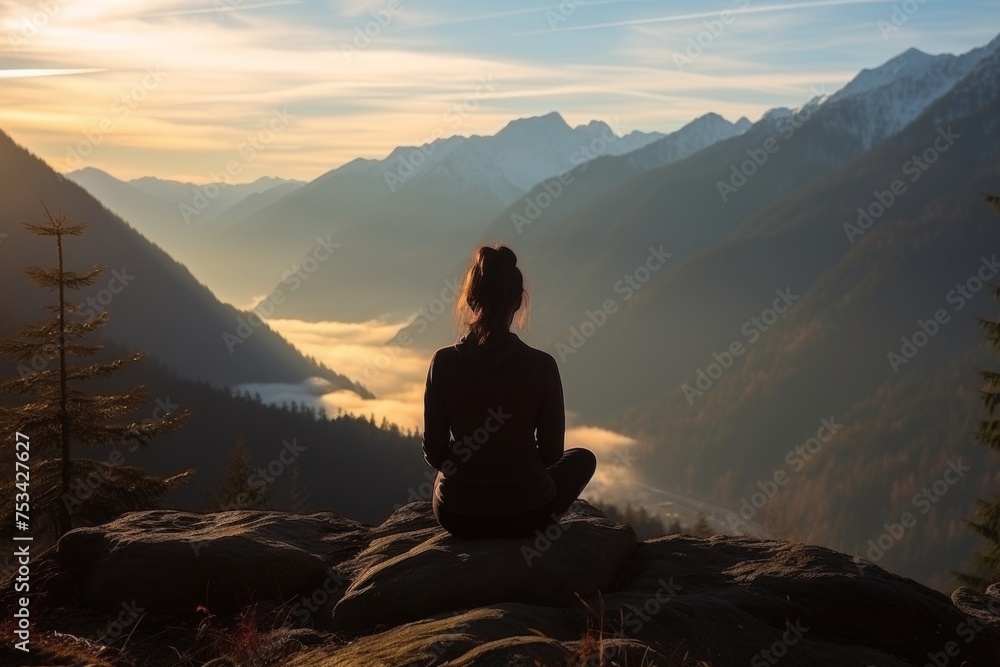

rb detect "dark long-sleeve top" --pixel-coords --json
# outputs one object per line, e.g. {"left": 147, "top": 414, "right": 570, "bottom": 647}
{"left": 422, "top": 331, "right": 565, "bottom": 516}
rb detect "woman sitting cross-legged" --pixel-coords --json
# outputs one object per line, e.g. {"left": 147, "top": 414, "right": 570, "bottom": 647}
{"left": 421, "top": 244, "right": 597, "bottom": 538}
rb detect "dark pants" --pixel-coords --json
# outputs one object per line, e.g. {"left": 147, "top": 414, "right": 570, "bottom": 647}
{"left": 433, "top": 448, "right": 597, "bottom": 538}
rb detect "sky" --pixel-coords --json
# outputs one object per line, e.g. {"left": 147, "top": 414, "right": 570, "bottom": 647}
{"left": 1, "top": 0, "right": 997, "bottom": 183}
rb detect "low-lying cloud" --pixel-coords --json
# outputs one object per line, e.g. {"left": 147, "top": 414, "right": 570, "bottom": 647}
{"left": 240, "top": 318, "right": 648, "bottom": 504}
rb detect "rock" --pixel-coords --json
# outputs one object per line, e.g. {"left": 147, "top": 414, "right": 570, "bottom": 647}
{"left": 9, "top": 500, "right": 1000, "bottom": 666}
{"left": 290, "top": 603, "right": 585, "bottom": 667}
{"left": 331, "top": 500, "right": 638, "bottom": 635}
{"left": 600, "top": 535, "right": 1000, "bottom": 665}
{"left": 952, "top": 584, "right": 1000, "bottom": 626}
{"left": 43, "top": 509, "right": 369, "bottom": 614}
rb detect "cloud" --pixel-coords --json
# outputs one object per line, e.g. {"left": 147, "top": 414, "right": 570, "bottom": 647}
{"left": 1, "top": 0, "right": 993, "bottom": 182}
{"left": 406, "top": 0, "right": 653, "bottom": 29}
{"left": 143, "top": 0, "right": 303, "bottom": 18}
{"left": 0, "top": 68, "right": 103, "bottom": 78}
{"left": 250, "top": 318, "right": 645, "bottom": 497}
{"left": 262, "top": 317, "right": 429, "bottom": 425}
{"left": 520, "top": 0, "right": 891, "bottom": 34}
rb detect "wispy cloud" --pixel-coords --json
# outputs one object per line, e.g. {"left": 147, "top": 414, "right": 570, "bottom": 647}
{"left": 407, "top": 0, "right": 654, "bottom": 29}
{"left": 518, "top": 0, "right": 891, "bottom": 34}
{"left": 0, "top": 0, "right": 994, "bottom": 181}
{"left": 143, "top": 0, "right": 303, "bottom": 18}
{"left": 0, "top": 68, "right": 103, "bottom": 78}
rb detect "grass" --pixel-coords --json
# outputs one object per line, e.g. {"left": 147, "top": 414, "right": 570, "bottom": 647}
{"left": 557, "top": 593, "right": 711, "bottom": 667}
{"left": 0, "top": 599, "right": 326, "bottom": 667}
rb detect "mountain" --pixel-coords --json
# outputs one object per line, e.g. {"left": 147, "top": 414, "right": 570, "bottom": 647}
{"left": 338, "top": 111, "right": 666, "bottom": 208}
{"left": 375, "top": 34, "right": 1000, "bottom": 586}
{"left": 0, "top": 130, "right": 365, "bottom": 393}
{"left": 64, "top": 168, "right": 306, "bottom": 305}
{"left": 0, "top": 340, "right": 418, "bottom": 525}
{"left": 419, "top": 34, "right": 1000, "bottom": 399}
{"left": 232, "top": 111, "right": 750, "bottom": 323}
{"left": 599, "top": 35, "right": 1000, "bottom": 586}
{"left": 822, "top": 42, "right": 995, "bottom": 150}
{"left": 623, "top": 112, "right": 752, "bottom": 172}
{"left": 67, "top": 169, "right": 304, "bottom": 227}
{"left": 210, "top": 179, "right": 305, "bottom": 230}
{"left": 127, "top": 173, "right": 304, "bottom": 222}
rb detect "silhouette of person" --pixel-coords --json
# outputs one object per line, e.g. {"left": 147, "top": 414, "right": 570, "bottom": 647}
{"left": 422, "top": 245, "right": 597, "bottom": 538}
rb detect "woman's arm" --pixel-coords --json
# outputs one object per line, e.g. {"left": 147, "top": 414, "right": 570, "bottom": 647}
{"left": 535, "top": 354, "right": 566, "bottom": 466}
{"left": 421, "top": 353, "right": 450, "bottom": 469}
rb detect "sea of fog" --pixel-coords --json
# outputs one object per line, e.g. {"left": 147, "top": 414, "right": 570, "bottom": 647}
{"left": 237, "top": 317, "right": 744, "bottom": 532}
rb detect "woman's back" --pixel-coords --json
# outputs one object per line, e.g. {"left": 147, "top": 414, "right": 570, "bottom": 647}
{"left": 423, "top": 243, "right": 595, "bottom": 537}
{"left": 423, "top": 331, "right": 564, "bottom": 514}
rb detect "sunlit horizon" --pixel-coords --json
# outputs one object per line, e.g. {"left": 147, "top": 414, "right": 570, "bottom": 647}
{"left": 1, "top": 0, "right": 995, "bottom": 183}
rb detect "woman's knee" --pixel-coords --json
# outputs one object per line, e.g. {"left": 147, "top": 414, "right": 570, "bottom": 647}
{"left": 567, "top": 447, "right": 597, "bottom": 478}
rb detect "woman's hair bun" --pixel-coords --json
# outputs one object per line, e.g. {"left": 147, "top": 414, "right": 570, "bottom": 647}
{"left": 457, "top": 244, "right": 528, "bottom": 345}
{"left": 496, "top": 245, "right": 517, "bottom": 266}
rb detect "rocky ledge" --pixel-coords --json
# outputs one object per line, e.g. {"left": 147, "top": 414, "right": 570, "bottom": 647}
{"left": 4, "top": 500, "right": 999, "bottom": 666}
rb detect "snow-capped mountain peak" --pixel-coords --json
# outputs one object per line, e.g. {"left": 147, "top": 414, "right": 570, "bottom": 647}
{"left": 830, "top": 47, "right": 935, "bottom": 104}
{"left": 792, "top": 39, "right": 996, "bottom": 151}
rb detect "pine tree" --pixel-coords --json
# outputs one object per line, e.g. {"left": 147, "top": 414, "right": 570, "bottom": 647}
{"left": 206, "top": 435, "right": 267, "bottom": 510}
{"left": 284, "top": 458, "right": 312, "bottom": 513}
{"left": 0, "top": 206, "right": 191, "bottom": 538}
{"left": 953, "top": 193, "right": 1000, "bottom": 590}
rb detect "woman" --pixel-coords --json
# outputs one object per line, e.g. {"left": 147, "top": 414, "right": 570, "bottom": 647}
{"left": 422, "top": 244, "right": 597, "bottom": 538}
